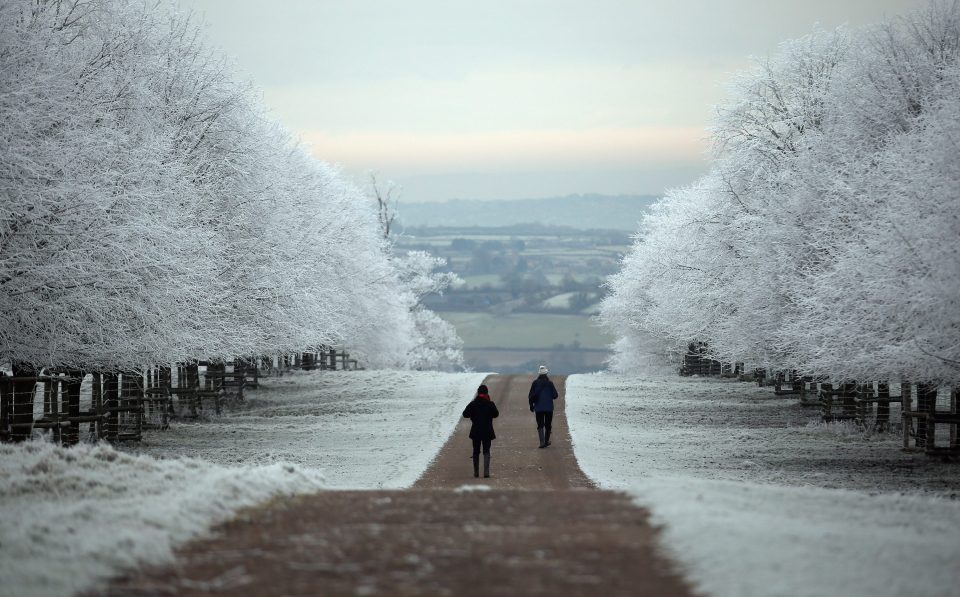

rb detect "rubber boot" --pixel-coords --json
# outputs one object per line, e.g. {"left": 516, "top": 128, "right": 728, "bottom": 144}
{"left": 545, "top": 428, "right": 552, "bottom": 447}
{"left": 538, "top": 428, "right": 546, "bottom": 448}
{"left": 473, "top": 454, "right": 480, "bottom": 478}
{"left": 483, "top": 453, "right": 491, "bottom": 478}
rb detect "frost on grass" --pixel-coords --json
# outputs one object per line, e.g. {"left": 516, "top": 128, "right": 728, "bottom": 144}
{"left": 566, "top": 373, "right": 960, "bottom": 597}
{"left": 0, "top": 441, "right": 325, "bottom": 597}
{"left": 1, "top": 369, "right": 487, "bottom": 596}
{"left": 130, "top": 370, "right": 489, "bottom": 489}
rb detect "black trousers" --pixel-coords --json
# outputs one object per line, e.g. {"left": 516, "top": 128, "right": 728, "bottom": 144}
{"left": 535, "top": 411, "right": 553, "bottom": 439}
{"left": 472, "top": 437, "right": 492, "bottom": 456}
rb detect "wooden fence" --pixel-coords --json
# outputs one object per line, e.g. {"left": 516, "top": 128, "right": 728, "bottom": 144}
{"left": 675, "top": 345, "right": 958, "bottom": 457}
{"left": 0, "top": 348, "right": 360, "bottom": 446}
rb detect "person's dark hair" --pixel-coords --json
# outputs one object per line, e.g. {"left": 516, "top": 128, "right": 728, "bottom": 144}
{"left": 477, "top": 384, "right": 489, "bottom": 395}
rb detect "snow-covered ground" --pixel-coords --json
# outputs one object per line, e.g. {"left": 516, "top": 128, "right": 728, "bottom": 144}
{"left": 0, "top": 370, "right": 487, "bottom": 597}
{"left": 131, "top": 370, "right": 488, "bottom": 489}
{"left": 566, "top": 373, "right": 960, "bottom": 597}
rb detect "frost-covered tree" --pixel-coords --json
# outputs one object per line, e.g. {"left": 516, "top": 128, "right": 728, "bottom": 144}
{"left": 368, "top": 175, "right": 466, "bottom": 371}
{"left": 0, "top": 0, "right": 423, "bottom": 370}
{"left": 407, "top": 306, "right": 465, "bottom": 371}
{"left": 602, "top": 0, "right": 960, "bottom": 384}
{"left": 0, "top": 0, "right": 220, "bottom": 368}
{"left": 392, "top": 250, "right": 465, "bottom": 371}
{"left": 780, "top": 3, "right": 960, "bottom": 381}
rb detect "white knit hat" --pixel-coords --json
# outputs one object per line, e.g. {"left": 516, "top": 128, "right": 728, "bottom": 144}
{"left": 538, "top": 365, "right": 548, "bottom": 374}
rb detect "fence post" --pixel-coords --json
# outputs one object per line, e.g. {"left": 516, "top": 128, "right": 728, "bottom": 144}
{"left": 10, "top": 363, "right": 37, "bottom": 442}
{"left": 924, "top": 384, "right": 937, "bottom": 451}
{"left": 915, "top": 382, "right": 936, "bottom": 449}
{"left": 104, "top": 372, "right": 119, "bottom": 441}
{"left": 49, "top": 374, "right": 62, "bottom": 444}
{"left": 91, "top": 372, "right": 103, "bottom": 438}
{"left": 876, "top": 381, "right": 890, "bottom": 431}
{"left": 820, "top": 382, "right": 833, "bottom": 421}
{"left": 63, "top": 370, "right": 83, "bottom": 446}
{"left": 901, "top": 381, "right": 913, "bottom": 450}
{"left": 0, "top": 374, "right": 8, "bottom": 441}
{"left": 951, "top": 387, "right": 958, "bottom": 451}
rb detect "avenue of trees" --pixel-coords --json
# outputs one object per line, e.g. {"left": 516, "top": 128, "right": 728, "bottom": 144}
{"left": 601, "top": 1, "right": 960, "bottom": 384}
{"left": 0, "top": 0, "right": 463, "bottom": 372}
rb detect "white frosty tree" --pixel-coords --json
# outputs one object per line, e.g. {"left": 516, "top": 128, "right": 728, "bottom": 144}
{"left": 0, "top": 0, "right": 424, "bottom": 371}
{"left": 601, "top": 0, "right": 960, "bottom": 384}
{"left": 367, "top": 177, "right": 466, "bottom": 371}
{"left": 392, "top": 251, "right": 465, "bottom": 371}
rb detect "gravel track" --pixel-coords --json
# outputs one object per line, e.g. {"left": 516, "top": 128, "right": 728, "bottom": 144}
{"left": 103, "top": 374, "right": 694, "bottom": 596}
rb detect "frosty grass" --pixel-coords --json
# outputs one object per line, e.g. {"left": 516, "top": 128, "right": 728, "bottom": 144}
{"left": 6, "top": 370, "right": 958, "bottom": 597}
{"left": 566, "top": 373, "right": 960, "bottom": 597}
{"left": 0, "top": 370, "right": 487, "bottom": 597}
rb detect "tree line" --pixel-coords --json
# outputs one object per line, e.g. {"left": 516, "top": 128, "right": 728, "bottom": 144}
{"left": 0, "top": 0, "right": 463, "bottom": 373}
{"left": 600, "top": 1, "right": 960, "bottom": 385}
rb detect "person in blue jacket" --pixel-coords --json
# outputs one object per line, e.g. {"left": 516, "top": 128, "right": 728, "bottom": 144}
{"left": 528, "top": 365, "right": 559, "bottom": 448}
{"left": 462, "top": 384, "right": 499, "bottom": 478}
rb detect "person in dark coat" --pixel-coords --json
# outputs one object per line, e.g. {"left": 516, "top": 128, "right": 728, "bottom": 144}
{"left": 462, "top": 384, "right": 499, "bottom": 478}
{"left": 528, "top": 365, "right": 559, "bottom": 448}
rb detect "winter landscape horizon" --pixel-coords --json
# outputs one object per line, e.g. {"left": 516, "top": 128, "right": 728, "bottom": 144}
{"left": 2, "top": 0, "right": 958, "bottom": 595}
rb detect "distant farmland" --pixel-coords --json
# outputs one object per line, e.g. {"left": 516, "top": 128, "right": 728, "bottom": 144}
{"left": 439, "top": 312, "right": 613, "bottom": 374}
{"left": 439, "top": 312, "right": 612, "bottom": 350}
{"left": 394, "top": 220, "right": 629, "bottom": 374}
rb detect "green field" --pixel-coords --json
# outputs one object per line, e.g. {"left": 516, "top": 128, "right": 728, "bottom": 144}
{"left": 439, "top": 311, "right": 614, "bottom": 350}
{"left": 544, "top": 273, "right": 600, "bottom": 285}
{"left": 460, "top": 274, "right": 503, "bottom": 288}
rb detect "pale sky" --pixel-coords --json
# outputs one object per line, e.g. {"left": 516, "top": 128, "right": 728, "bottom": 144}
{"left": 174, "top": 0, "right": 924, "bottom": 201}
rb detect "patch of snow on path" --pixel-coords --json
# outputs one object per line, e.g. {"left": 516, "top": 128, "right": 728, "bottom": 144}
{"left": 0, "top": 370, "right": 487, "bottom": 596}
{"left": 566, "top": 373, "right": 960, "bottom": 597}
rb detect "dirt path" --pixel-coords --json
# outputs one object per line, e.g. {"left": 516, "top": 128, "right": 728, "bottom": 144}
{"left": 415, "top": 374, "right": 591, "bottom": 490}
{"left": 104, "top": 375, "right": 694, "bottom": 596}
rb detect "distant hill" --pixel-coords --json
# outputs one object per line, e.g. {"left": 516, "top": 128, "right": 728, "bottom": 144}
{"left": 396, "top": 194, "right": 659, "bottom": 231}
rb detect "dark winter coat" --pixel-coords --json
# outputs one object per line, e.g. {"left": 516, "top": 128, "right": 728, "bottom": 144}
{"left": 528, "top": 374, "right": 559, "bottom": 412}
{"left": 463, "top": 398, "right": 499, "bottom": 440}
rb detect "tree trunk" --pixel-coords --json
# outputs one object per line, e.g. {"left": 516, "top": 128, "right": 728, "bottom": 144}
{"left": 876, "top": 381, "right": 890, "bottom": 431}
{"left": 10, "top": 362, "right": 37, "bottom": 442}
{"left": 0, "top": 372, "right": 9, "bottom": 441}
{"left": 820, "top": 382, "right": 833, "bottom": 421}
{"left": 91, "top": 372, "right": 102, "bottom": 438}
{"left": 63, "top": 370, "right": 83, "bottom": 446}
{"left": 901, "top": 381, "right": 913, "bottom": 450}
{"left": 951, "top": 387, "right": 958, "bottom": 451}
{"left": 104, "top": 372, "right": 119, "bottom": 441}
{"left": 915, "top": 382, "right": 937, "bottom": 449}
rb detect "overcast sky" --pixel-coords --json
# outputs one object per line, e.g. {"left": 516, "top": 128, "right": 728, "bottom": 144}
{"left": 174, "top": 0, "right": 924, "bottom": 202}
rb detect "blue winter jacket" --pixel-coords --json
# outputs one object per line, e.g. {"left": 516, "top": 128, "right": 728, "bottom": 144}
{"left": 528, "top": 375, "right": 559, "bottom": 412}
